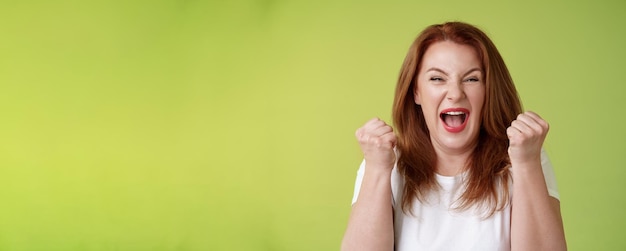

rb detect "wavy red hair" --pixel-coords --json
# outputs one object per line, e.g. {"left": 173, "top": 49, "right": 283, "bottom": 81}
{"left": 392, "top": 22, "right": 522, "bottom": 216}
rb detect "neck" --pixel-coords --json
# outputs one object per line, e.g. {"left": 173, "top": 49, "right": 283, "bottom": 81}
{"left": 434, "top": 147, "right": 474, "bottom": 177}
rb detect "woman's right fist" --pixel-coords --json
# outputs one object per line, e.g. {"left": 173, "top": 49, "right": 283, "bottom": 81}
{"left": 355, "top": 118, "right": 397, "bottom": 169}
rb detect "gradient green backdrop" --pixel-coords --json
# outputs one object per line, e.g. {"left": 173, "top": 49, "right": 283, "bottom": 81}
{"left": 0, "top": 0, "right": 624, "bottom": 250}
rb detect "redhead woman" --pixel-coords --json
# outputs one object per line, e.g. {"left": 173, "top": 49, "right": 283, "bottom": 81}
{"left": 341, "top": 22, "right": 566, "bottom": 251}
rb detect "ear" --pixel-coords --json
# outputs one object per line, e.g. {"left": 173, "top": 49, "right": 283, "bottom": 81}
{"left": 413, "top": 85, "right": 421, "bottom": 105}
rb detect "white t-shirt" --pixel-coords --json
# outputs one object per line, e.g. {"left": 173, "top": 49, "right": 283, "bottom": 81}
{"left": 351, "top": 149, "right": 559, "bottom": 251}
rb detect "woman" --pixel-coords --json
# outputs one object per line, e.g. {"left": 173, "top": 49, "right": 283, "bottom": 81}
{"left": 341, "top": 22, "right": 566, "bottom": 251}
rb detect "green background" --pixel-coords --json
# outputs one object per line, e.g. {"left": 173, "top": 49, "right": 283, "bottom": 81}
{"left": 0, "top": 0, "right": 624, "bottom": 250}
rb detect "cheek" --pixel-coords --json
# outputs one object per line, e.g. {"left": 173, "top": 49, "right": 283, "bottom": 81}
{"left": 418, "top": 90, "right": 445, "bottom": 125}
{"left": 469, "top": 89, "right": 486, "bottom": 119}
{"left": 469, "top": 87, "right": 486, "bottom": 107}
{"left": 417, "top": 91, "right": 438, "bottom": 112}
{"left": 420, "top": 87, "right": 446, "bottom": 103}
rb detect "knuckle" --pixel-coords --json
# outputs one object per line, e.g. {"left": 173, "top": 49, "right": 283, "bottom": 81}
{"left": 373, "top": 138, "right": 382, "bottom": 147}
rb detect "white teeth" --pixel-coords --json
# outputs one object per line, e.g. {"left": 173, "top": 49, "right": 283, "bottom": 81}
{"left": 445, "top": 111, "right": 465, "bottom": 115}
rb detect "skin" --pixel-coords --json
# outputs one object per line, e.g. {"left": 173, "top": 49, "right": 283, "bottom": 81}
{"left": 341, "top": 41, "right": 566, "bottom": 251}
{"left": 508, "top": 112, "right": 567, "bottom": 250}
{"left": 341, "top": 117, "right": 395, "bottom": 251}
{"left": 413, "top": 41, "right": 485, "bottom": 176}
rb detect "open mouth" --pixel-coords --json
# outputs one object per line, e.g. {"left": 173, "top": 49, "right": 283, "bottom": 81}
{"left": 440, "top": 108, "right": 469, "bottom": 133}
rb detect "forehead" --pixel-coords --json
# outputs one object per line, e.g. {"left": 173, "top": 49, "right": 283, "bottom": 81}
{"left": 420, "top": 41, "right": 482, "bottom": 72}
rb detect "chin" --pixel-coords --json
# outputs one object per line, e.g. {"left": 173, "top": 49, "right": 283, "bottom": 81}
{"left": 437, "top": 130, "right": 479, "bottom": 150}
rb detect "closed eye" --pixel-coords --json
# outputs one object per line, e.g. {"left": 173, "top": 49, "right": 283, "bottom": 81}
{"left": 430, "top": 77, "right": 444, "bottom": 81}
{"left": 464, "top": 77, "right": 480, "bottom": 82}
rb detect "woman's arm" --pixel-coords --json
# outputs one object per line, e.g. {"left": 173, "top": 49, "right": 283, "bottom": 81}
{"left": 341, "top": 165, "right": 394, "bottom": 251}
{"left": 510, "top": 161, "right": 566, "bottom": 251}
{"left": 341, "top": 118, "right": 396, "bottom": 251}
{"left": 507, "top": 112, "right": 567, "bottom": 251}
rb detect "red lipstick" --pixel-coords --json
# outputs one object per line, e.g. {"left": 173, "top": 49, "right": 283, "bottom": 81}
{"left": 440, "top": 108, "right": 470, "bottom": 133}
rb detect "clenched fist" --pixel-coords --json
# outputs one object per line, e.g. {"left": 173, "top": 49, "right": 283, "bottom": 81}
{"left": 507, "top": 111, "right": 549, "bottom": 166}
{"left": 355, "top": 118, "right": 398, "bottom": 169}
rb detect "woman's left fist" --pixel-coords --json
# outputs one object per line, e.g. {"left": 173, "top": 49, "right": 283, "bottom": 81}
{"left": 507, "top": 111, "right": 549, "bottom": 165}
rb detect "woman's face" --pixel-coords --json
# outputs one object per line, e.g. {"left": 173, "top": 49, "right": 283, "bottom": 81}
{"left": 414, "top": 41, "right": 485, "bottom": 155}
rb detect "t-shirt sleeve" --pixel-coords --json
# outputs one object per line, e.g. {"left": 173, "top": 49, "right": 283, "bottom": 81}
{"left": 541, "top": 148, "right": 560, "bottom": 200}
{"left": 352, "top": 149, "right": 560, "bottom": 204}
{"left": 350, "top": 160, "right": 366, "bottom": 205}
{"left": 351, "top": 160, "right": 401, "bottom": 206}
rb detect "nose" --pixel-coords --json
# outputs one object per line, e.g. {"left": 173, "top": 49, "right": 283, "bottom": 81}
{"left": 446, "top": 81, "right": 465, "bottom": 101}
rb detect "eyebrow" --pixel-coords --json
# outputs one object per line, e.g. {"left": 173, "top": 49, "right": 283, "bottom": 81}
{"left": 425, "top": 67, "right": 448, "bottom": 75}
{"left": 425, "top": 67, "right": 483, "bottom": 76}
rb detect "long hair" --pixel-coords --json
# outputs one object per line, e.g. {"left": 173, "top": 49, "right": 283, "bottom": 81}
{"left": 392, "top": 22, "right": 522, "bottom": 216}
